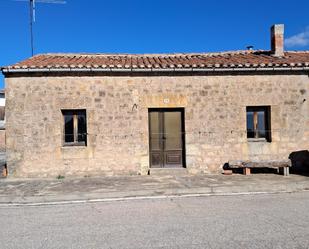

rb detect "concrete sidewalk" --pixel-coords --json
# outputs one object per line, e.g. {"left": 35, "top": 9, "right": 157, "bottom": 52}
{"left": 0, "top": 174, "right": 308, "bottom": 205}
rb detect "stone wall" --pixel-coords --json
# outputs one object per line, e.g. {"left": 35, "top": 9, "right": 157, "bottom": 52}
{"left": 4, "top": 73, "right": 309, "bottom": 177}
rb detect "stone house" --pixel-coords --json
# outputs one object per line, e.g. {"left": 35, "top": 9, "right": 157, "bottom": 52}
{"left": 1, "top": 24, "right": 309, "bottom": 178}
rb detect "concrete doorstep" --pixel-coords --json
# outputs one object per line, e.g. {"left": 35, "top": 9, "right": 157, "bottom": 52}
{"left": 0, "top": 174, "right": 308, "bottom": 206}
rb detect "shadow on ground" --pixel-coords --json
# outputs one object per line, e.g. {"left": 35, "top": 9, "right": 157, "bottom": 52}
{"left": 289, "top": 150, "right": 309, "bottom": 176}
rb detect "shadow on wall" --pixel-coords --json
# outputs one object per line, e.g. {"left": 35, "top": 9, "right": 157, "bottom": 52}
{"left": 289, "top": 150, "right": 309, "bottom": 176}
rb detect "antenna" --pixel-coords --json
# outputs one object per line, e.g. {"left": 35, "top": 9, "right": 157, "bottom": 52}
{"left": 14, "top": 0, "right": 67, "bottom": 56}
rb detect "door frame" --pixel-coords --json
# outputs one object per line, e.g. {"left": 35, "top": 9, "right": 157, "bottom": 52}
{"left": 148, "top": 108, "right": 186, "bottom": 168}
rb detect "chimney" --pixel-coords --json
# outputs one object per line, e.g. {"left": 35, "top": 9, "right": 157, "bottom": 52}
{"left": 271, "top": 24, "right": 284, "bottom": 56}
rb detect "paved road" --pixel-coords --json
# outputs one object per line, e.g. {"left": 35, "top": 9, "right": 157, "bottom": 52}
{"left": 0, "top": 192, "right": 309, "bottom": 249}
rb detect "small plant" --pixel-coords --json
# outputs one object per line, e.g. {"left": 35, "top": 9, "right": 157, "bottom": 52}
{"left": 57, "top": 175, "right": 65, "bottom": 179}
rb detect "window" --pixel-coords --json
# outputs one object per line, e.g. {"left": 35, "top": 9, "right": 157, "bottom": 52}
{"left": 0, "top": 106, "right": 4, "bottom": 121}
{"left": 62, "top": 110, "right": 87, "bottom": 146}
{"left": 246, "top": 106, "right": 271, "bottom": 142}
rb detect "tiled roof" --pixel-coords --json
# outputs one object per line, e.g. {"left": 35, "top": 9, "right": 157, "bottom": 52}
{"left": 2, "top": 51, "right": 309, "bottom": 73}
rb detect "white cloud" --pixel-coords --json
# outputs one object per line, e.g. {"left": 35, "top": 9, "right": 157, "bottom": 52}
{"left": 285, "top": 27, "right": 309, "bottom": 47}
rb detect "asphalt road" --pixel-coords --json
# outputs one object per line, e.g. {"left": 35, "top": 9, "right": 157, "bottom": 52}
{"left": 0, "top": 192, "right": 309, "bottom": 249}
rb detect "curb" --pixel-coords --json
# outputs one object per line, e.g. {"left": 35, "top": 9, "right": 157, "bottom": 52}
{"left": 1, "top": 189, "right": 308, "bottom": 207}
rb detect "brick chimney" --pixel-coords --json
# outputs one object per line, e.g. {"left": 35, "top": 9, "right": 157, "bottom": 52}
{"left": 271, "top": 24, "right": 284, "bottom": 56}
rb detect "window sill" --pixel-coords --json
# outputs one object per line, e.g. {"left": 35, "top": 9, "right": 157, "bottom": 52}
{"left": 62, "top": 142, "right": 87, "bottom": 147}
{"left": 247, "top": 138, "right": 269, "bottom": 143}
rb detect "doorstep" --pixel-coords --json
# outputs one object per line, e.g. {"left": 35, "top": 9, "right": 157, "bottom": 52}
{"left": 149, "top": 167, "right": 189, "bottom": 176}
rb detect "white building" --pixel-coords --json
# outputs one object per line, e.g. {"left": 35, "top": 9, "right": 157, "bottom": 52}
{"left": 0, "top": 89, "right": 4, "bottom": 129}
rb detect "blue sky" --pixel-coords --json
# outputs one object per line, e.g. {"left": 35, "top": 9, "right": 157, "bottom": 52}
{"left": 0, "top": 0, "right": 309, "bottom": 88}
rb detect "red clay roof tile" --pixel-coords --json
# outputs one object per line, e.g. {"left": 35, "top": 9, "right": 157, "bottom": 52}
{"left": 2, "top": 51, "right": 309, "bottom": 72}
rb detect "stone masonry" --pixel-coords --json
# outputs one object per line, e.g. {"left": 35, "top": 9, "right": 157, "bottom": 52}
{"left": 4, "top": 73, "right": 309, "bottom": 177}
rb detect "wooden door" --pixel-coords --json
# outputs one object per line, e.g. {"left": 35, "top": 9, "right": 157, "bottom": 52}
{"left": 149, "top": 109, "right": 185, "bottom": 168}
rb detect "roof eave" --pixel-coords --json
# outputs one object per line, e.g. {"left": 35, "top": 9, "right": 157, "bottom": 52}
{"left": 2, "top": 67, "right": 309, "bottom": 74}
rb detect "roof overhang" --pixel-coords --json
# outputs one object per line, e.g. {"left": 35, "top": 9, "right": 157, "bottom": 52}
{"left": 2, "top": 67, "right": 309, "bottom": 74}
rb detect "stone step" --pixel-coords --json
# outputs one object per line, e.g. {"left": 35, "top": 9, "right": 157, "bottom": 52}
{"left": 149, "top": 168, "right": 189, "bottom": 176}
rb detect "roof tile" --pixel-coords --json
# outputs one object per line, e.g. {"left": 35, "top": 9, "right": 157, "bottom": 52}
{"left": 2, "top": 51, "right": 309, "bottom": 72}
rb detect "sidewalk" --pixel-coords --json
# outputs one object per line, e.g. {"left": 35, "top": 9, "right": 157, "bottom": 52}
{"left": 0, "top": 174, "right": 308, "bottom": 205}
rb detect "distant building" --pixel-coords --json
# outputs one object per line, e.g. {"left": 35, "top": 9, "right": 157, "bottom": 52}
{"left": 1, "top": 24, "right": 309, "bottom": 178}
{"left": 0, "top": 89, "right": 5, "bottom": 127}
{"left": 0, "top": 89, "right": 5, "bottom": 152}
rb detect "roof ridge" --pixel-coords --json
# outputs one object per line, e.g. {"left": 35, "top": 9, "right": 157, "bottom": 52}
{"left": 35, "top": 50, "right": 263, "bottom": 58}
{"left": 284, "top": 50, "right": 309, "bottom": 53}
